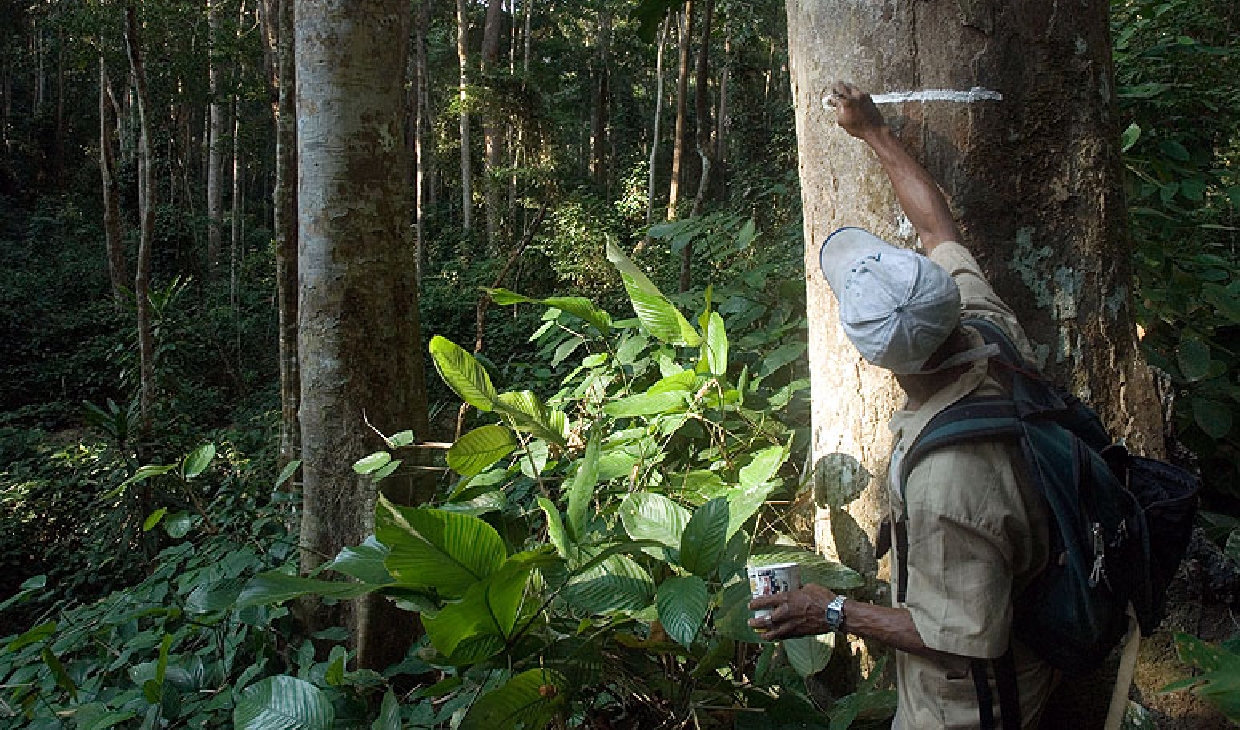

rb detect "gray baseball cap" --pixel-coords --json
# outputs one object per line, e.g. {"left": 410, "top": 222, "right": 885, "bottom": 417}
{"left": 819, "top": 227, "right": 961, "bottom": 374}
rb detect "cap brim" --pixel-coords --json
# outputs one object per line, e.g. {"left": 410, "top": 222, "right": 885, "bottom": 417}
{"left": 819, "top": 227, "right": 902, "bottom": 294}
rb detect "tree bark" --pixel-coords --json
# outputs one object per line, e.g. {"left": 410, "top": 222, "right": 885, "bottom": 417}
{"left": 124, "top": 2, "right": 156, "bottom": 443}
{"left": 785, "top": 0, "right": 1162, "bottom": 590}
{"left": 589, "top": 8, "right": 611, "bottom": 191}
{"left": 666, "top": 3, "right": 691, "bottom": 222}
{"left": 296, "top": 0, "right": 432, "bottom": 670}
{"left": 99, "top": 55, "right": 126, "bottom": 305}
{"left": 207, "top": 0, "right": 226, "bottom": 274}
{"left": 456, "top": 0, "right": 473, "bottom": 234}
{"left": 645, "top": 17, "right": 668, "bottom": 230}
{"left": 681, "top": 0, "right": 714, "bottom": 292}
{"left": 481, "top": 0, "right": 504, "bottom": 250}
{"left": 414, "top": 0, "right": 431, "bottom": 284}
{"left": 272, "top": 0, "right": 300, "bottom": 470}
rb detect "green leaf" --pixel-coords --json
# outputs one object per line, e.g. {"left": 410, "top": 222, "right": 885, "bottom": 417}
{"left": 185, "top": 577, "right": 247, "bottom": 614}
{"left": 497, "top": 391, "right": 568, "bottom": 447}
{"left": 459, "top": 668, "right": 567, "bottom": 730}
{"left": 423, "top": 559, "right": 535, "bottom": 657}
{"left": 656, "top": 575, "right": 709, "bottom": 647}
{"left": 42, "top": 647, "right": 77, "bottom": 701}
{"left": 740, "top": 444, "right": 789, "bottom": 489}
{"left": 542, "top": 296, "right": 613, "bottom": 333}
{"left": 619, "top": 492, "right": 691, "bottom": 549}
{"left": 377, "top": 497, "right": 507, "bottom": 598}
{"left": 1193, "top": 397, "right": 1233, "bottom": 439}
{"left": 274, "top": 459, "right": 301, "bottom": 489}
{"left": 386, "top": 430, "right": 416, "bottom": 448}
{"left": 1164, "top": 634, "right": 1240, "bottom": 722}
{"left": 236, "top": 572, "right": 376, "bottom": 608}
{"left": 1121, "top": 123, "right": 1141, "bottom": 152}
{"left": 1159, "top": 139, "right": 1191, "bottom": 162}
{"left": 372, "top": 691, "right": 401, "bottom": 730}
{"left": 566, "top": 428, "right": 602, "bottom": 542}
{"left": 353, "top": 451, "right": 392, "bottom": 475}
{"left": 604, "top": 390, "right": 689, "bottom": 418}
{"left": 538, "top": 497, "right": 571, "bottom": 558}
{"left": 329, "top": 537, "right": 395, "bottom": 585}
{"left": 143, "top": 508, "right": 167, "bottom": 532}
{"left": 702, "top": 312, "right": 728, "bottom": 376}
{"left": 430, "top": 336, "right": 501, "bottom": 411}
{"left": 563, "top": 552, "right": 655, "bottom": 613}
{"left": 784, "top": 633, "right": 836, "bottom": 677}
{"left": 233, "top": 675, "right": 334, "bottom": 730}
{"left": 182, "top": 444, "right": 216, "bottom": 479}
{"left": 1202, "top": 283, "right": 1240, "bottom": 325}
{"left": 735, "top": 218, "right": 757, "bottom": 250}
{"left": 606, "top": 240, "right": 700, "bottom": 346}
{"left": 726, "top": 481, "right": 778, "bottom": 539}
{"left": 164, "top": 511, "right": 194, "bottom": 538}
{"left": 448, "top": 424, "right": 516, "bottom": 477}
{"left": 680, "top": 498, "right": 730, "bottom": 577}
{"left": 7, "top": 621, "right": 55, "bottom": 651}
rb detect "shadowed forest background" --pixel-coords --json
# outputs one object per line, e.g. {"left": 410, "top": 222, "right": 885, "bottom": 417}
{"left": 0, "top": 0, "right": 1238, "bottom": 727}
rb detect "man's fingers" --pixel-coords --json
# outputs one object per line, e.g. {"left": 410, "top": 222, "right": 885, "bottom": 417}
{"left": 748, "top": 595, "right": 783, "bottom": 610}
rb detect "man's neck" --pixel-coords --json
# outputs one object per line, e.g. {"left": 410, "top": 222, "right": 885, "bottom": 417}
{"left": 895, "top": 365, "right": 969, "bottom": 410}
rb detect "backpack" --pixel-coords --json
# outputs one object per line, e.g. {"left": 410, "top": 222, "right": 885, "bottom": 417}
{"left": 891, "top": 318, "right": 1199, "bottom": 727}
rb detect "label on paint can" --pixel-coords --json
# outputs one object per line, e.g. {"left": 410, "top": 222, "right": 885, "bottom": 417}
{"left": 747, "top": 562, "right": 801, "bottom": 623}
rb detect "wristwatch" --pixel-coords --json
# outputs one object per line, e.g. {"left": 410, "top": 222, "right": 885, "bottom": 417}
{"left": 824, "top": 595, "right": 848, "bottom": 633}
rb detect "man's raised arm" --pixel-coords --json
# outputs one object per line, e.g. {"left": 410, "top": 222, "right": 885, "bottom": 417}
{"left": 827, "top": 81, "right": 961, "bottom": 255}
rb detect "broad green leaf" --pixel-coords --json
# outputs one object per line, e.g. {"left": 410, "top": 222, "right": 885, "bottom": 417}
{"left": 605, "top": 240, "right": 700, "bottom": 346}
{"left": 182, "top": 444, "right": 216, "bottom": 479}
{"left": 656, "top": 575, "right": 709, "bottom": 647}
{"left": 386, "top": 430, "right": 416, "bottom": 448}
{"left": 1203, "top": 283, "right": 1240, "bottom": 324}
{"left": 563, "top": 553, "right": 655, "bottom": 613}
{"left": 236, "top": 572, "right": 375, "bottom": 608}
{"left": 740, "top": 444, "right": 789, "bottom": 489}
{"left": 1121, "top": 123, "right": 1141, "bottom": 152}
{"left": 459, "top": 668, "right": 567, "bottom": 730}
{"left": 7, "top": 621, "right": 55, "bottom": 651}
{"left": 553, "top": 336, "right": 585, "bottom": 367}
{"left": 1177, "top": 336, "right": 1213, "bottom": 382}
{"left": 619, "top": 492, "right": 691, "bottom": 549}
{"left": 329, "top": 537, "right": 395, "bottom": 585}
{"left": 680, "top": 498, "right": 730, "bottom": 577}
{"left": 377, "top": 497, "right": 507, "bottom": 597}
{"left": 233, "top": 675, "right": 334, "bottom": 730}
{"left": 603, "top": 390, "right": 689, "bottom": 418}
{"left": 566, "top": 428, "right": 602, "bottom": 542}
{"left": 1193, "top": 397, "right": 1233, "bottom": 439}
{"left": 274, "top": 459, "right": 301, "bottom": 489}
{"left": 702, "top": 311, "right": 728, "bottom": 376}
{"left": 164, "top": 511, "right": 194, "bottom": 538}
{"left": 715, "top": 580, "right": 764, "bottom": 644}
{"left": 755, "top": 341, "right": 807, "bottom": 379}
{"left": 143, "top": 508, "right": 167, "bottom": 532}
{"left": 784, "top": 634, "right": 836, "bottom": 677}
{"left": 42, "top": 647, "right": 77, "bottom": 701}
{"left": 185, "top": 577, "right": 247, "bottom": 614}
{"left": 447, "top": 424, "right": 516, "bottom": 477}
{"left": 648, "top": 369, "right": 697, "bottom": 394}
{"left": 735, "top": 218, "right": 757, "bottom": 250}
{"left": 353, "top": 452, "right": 392, "bottom": 475}
{"left": 423, "top": 559, "right": 534, "bottom": 657}
{"left": 372, "top": 691, "right": 401, "bottom": 730}
{"left": 542, "top": 296, "right": 613, "bottom": 333}
{"left": 497, "top": 391, "right": 568, "bottom": 447}
{"left": 1165, "top": 634, "right": 1240, "bottom": 722}
{"left": 430, "top": 336, "right": 501, "bottom": 411}
{"left": 1159, "top": 139, "right": 1191, "bottom": 162}
{"left": 726, "top": 481, "right": 779, "bottom": 538}
{"left": 538, "top": 497, "right": 571, "bottom": 558}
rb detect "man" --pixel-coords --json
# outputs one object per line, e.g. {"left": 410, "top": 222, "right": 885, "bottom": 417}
{"left": 749, "top": 81, "right": 1056, "bottom": 728}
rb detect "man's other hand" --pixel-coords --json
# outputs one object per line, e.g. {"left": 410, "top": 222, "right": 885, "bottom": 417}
{"left": 748, "top": 583, "right": 837, "bottom": 641}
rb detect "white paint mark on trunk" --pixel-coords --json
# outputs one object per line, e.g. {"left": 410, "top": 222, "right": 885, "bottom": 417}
{"left": 822, "top": 87, "right": 1004, "bottom": 111}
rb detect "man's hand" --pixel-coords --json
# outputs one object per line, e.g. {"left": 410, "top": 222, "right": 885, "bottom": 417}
{"left": 748, "top": 583, "right": 837, "bottom": 641}
{"left": 826, "top": 81, "right": 886, "bottom": 141}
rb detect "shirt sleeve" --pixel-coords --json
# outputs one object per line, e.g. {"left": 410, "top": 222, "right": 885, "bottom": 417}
{"left": 929, "top": 241, "right": 1038, "bottom": 364}
{"left": 901, "top": 442, "right": 1032, "bottom": 659}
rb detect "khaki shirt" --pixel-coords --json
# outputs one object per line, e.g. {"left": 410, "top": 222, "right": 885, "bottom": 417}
{"left": 888, "top": 242, "right": 1055, "bottom": 729}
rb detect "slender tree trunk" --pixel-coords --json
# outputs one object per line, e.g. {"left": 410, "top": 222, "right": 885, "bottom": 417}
{"left": 645, "top": 17, "right": 667, "bottom": 231}
{"left": 414, "top": 0, "right": 431, "bottom": 284}
{"left": 456, "top": 0, "right": 473, "bottom": 234}
{"left": 231, "top": 101, "right": 243, "bottom": 310}
{"left": 785, "top": 0, "right": 1162, "bottom": 602}
{"left": 681, "top": 0, "right": 715, "bottom": 292}
{"left": 100, "top": 55, "right": 126, "bottom": 305}
{"left": 589, "top": 8, "right": 611, "bottom": 191}
{"left": 481, "top": 0, "right": 503, "bottom": 250}
{"left": 273, "top": 0, "right": 300, "bottom": 470}
{"left": 124, "top": 2, "right": 156, "bottom": 442}
{"left": 715, "top": 27, "right": 730, "bottom": 198}
{"left": 207, "top": 0, "right": 225, "bottom": 273}
{"left": 296, "top": 0, "right": 431, "bottom": 670}
{"left": 54, "top": 31, "right": 64, "bottom": 188}
{"left": 667, "top": 3, "right": 692, "bottom": 222}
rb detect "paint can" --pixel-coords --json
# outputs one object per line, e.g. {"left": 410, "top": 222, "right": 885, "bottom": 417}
{"left": 747, "top": 562, "right": 801, "bottom": 625}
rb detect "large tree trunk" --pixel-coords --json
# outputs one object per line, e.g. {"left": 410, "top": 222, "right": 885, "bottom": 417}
{"left": 456, "top": 0, "right": 473, "bottom": 234}
{"left": 296, "top": 0, "right": 432, "bottom": 671}
{"left": 786, "top": 0, "right": 1162, "bottom": 597}
{"left": 99, "top": 55, "right": 126, "bottom": 305}
{"left": 207, "top": 0, "right": 226, "bottom": 274}
{"left": 124, "top": 2, "right": 156, "bottom": 444}
{"left": 666, "top": 3, "right": 691, "bottom": 222}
